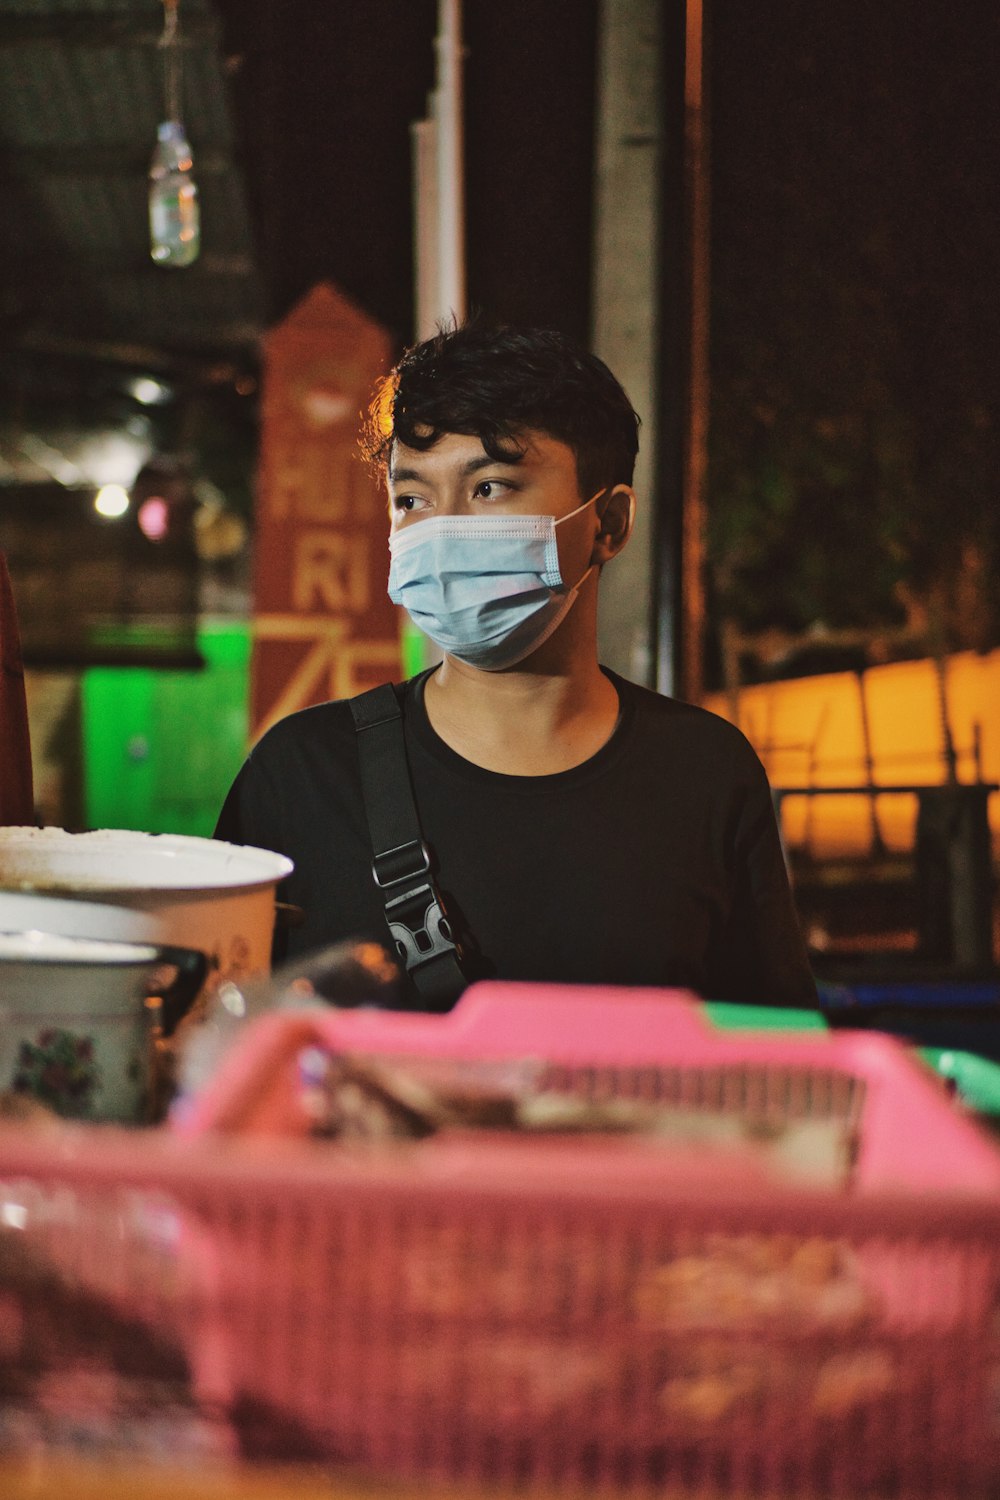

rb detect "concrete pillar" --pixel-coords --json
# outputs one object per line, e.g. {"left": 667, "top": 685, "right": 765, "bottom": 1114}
{"left": 591, "top": 0, "right": 662, "bottom": 686}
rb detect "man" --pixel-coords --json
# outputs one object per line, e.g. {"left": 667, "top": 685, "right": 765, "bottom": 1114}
{"left": 217, "top": 324, "right": 816, "bottom": 1008}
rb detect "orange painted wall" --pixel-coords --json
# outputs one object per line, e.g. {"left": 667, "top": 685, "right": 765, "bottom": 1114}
{"left": 702, "top": 649, "right": 1000, "bottom": 859}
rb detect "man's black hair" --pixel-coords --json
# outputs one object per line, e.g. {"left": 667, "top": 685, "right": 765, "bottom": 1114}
{"left": 364, "top": 322, "right": 640, "bottom": 498}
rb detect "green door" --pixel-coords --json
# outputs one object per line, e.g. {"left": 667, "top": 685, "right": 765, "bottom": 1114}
{"left": 82, "top": 623, "right": 250, "bottom": 837}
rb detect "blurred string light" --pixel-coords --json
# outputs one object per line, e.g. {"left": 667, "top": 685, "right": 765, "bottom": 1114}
{"left": 11, "top": 429, "right": 150, "bottom": 492}
{"left": 137, "top": 495, "right": 171, "bottom": 542}
{"left": 18, "top": 433, "right": 82, "bottom": 486}
{"left": 94, "top": 484, "right": 130, "bottom": 519}
{"left": 193, "top": 477, "right": 247, "bottom": 560}
{"left": 130, "top": 459, "right": 197, "bottom": 546}
{"left": 149, "top": 0, "right": 200, "bottom": 267}
{"left": 130, "top": 375, "right": 173, "bottom": 406}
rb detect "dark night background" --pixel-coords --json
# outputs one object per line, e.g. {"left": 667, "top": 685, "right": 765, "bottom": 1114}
{"left": 213, "top": 0, "right": 600, "bottom": 346}
{"left": 4, "top": 1, "right": 979, "bottom": 684}
{"left": 211, "top": 0, "right": 998, "bottom": 680}
{"left": 0, "top": 0, "right": 996, "bottom": 922}
{"left": 709, "top": 2, "right": 999, "bottom": 668}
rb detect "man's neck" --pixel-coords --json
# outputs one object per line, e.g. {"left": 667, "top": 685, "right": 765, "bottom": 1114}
{"left": 423, "top": 654, "right": 620, "bottom": 776}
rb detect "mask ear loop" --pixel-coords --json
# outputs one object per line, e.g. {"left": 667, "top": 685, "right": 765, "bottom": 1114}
{"left": 558, "top": 486, "right": 635, "bottom": 541}
{"left": 564, "top": 487, "right": 635, "bottom": 587}
{"left": 555, "top": 488, "right": 608, "bottom": 528}
{"left": 553, "top": 488, "right": 607, "bottom": 593}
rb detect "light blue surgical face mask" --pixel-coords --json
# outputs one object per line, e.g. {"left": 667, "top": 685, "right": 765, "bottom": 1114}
{"left": 387, "top": 490, "right": 606, "bottom": 671}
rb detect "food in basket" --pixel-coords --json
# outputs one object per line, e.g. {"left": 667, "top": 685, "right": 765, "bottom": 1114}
{"left": 295, "top": 1048, "right": 858, "bottom": 1186}
{"left": 657, "top": 1337, "right": 770, "bottom": 1423}
{"left": 0, "top": 1090, "right": 62, "bottom": 1128}
{"left": 0, "top": 1193, "right": 341, "bottom": 1466}
{"left": 298, "top": 1050, "right": 545, "bottom": 1137}
{"left": 634, "top": 1233, "right": 874, "bottom": 1331}
{"left": 397, "top": 1229, "right": 607, "bottom": 1321}
{"left": 390, "top": 1332, "right": 618, "bottom": 1426}
{"left": 657, "top": 1336, "right": 897, "bottom": 1423}
{"left": 810, "top": 1347, "right": 898, "bottom": 1413}
{"left": 0, "top": 1215, "right": 235, "bottom": 1464}
{"left": 298, "top": 1049, "right": 441, "bottom": 1140}
{"left": 335, "top": 1224, "right": 896, "bottom": 1445}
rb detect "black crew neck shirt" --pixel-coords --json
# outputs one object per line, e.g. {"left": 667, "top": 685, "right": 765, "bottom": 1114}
{"left": 215, "top": 669, "right": 817, "bottom": 1007}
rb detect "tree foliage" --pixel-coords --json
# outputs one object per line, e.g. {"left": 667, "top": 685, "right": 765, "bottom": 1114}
{"left": 707, "top": 2, "right": 998, "bottom": 670}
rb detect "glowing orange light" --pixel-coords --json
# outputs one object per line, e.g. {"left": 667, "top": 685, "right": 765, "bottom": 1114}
{"left": 703, "top": 648, "right": 1000, "bottom": 859}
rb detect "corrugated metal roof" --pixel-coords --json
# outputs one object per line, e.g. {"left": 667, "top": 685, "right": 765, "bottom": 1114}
{"left": 0, "top": 0, "right": 262, "bottom": 372}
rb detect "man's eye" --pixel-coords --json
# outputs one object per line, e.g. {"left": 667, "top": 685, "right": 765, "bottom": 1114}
{"left": 473, "top": 479, "right": 510, "bottom": 500}
{"left": 394, "top": 494, "right": 423, "bottom": 513}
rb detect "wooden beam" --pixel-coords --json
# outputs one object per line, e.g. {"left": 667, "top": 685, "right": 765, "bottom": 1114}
{"left": 0, "top": 144, "right": 231, "bottom": 177}
{"left": 11, "top": 330, "right": 257, "bottom": 382}
{"left": 0, "top": 12, "right": 218, "bottom": 48}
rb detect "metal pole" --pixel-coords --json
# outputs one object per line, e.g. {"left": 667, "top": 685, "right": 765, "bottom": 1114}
{"left": 411, "top": 117, "right": 439, "bottom": 342}
{"left": 407, "top": 1, "right": 466, "bottom": 670}
{"left": 591, "top": 0, "right": 663, "bottom": 686}
{"left": 652, "top": 0, "right": 709, "bottom": 701}
{"left": 412, "top": 0, "right": 466, "bottom": 341}
{"left": 653, "top": 1, "right": 687, "bottom": 698}
{"left": 681, "top": 0, "right": 710, "bottom": 703}
{"left": 433, "top": 0, "right": 466, "bottom": 328}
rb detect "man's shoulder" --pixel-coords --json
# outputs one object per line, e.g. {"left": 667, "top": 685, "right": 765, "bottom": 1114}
{"left": 612, "top": 672, "right": 765, "bottom": 771}
{"left": 249, "top": 681, "right": 407, "bottom": 764}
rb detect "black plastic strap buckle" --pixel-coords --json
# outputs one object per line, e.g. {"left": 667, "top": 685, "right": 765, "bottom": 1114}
{"left": 384, "top": 879, "right": 461, "bottom": 971}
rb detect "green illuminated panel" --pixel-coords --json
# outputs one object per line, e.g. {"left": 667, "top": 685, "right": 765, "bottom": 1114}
{"left": 82, "top": 622, "right": 250, "bottom": 837}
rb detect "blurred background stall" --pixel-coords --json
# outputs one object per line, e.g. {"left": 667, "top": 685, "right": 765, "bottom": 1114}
{"left": 0, "top": 0, "right": 996, "bottom": 974}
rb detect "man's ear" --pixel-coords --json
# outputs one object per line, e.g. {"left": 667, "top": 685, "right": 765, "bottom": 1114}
{"left": 591, "top": 485, "right": 636, "bottom": 565}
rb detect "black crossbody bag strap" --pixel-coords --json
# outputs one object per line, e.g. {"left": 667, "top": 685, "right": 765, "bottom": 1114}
{"left": 350, "top": 683, "right": 469, "bottom": 1011}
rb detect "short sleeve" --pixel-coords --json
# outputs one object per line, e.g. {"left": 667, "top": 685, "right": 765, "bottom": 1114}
{"left": 706, "top": 749, "right": 818, "bottom": 1008}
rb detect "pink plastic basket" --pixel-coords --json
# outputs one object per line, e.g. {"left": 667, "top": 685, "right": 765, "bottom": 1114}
{"left": 1, "top": 982, "right": 999, "bottom": 1496}
{"left": 178, "top": 980, "right": 1000, "bottom": 1196}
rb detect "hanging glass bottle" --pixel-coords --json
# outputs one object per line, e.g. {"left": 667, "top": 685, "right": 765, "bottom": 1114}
{"left": 149, "top": 0, "right": 200, "bottom": 267}
{"left": 149, "top": 119, "right": 200, "bottom": 266}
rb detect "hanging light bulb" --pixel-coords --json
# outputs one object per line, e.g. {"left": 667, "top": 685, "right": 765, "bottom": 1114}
{"left": 149, "top": 0, "right": 200, "bottom": 267}
{"left": 94, "top": 484, "right": 130, "bottom": 518}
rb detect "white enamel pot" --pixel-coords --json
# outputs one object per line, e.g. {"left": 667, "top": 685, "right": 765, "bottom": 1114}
{"left": 0, "top": 929, "right": 185, "bottom": 1121}
{"left": 0, "top": 829, "right": 293, "bottom": 1024}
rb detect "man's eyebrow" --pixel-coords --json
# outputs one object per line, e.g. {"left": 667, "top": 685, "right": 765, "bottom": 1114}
{"left": 461, "top": 451, "right": 524, "bottom": 475}
{"left": 387, "top": 464, "right": 423, "bottom": 485}
{"left": 388, "top": 450, "right": 525, "bottom": 486}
